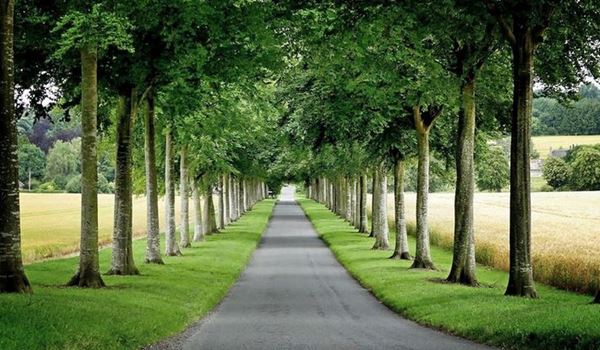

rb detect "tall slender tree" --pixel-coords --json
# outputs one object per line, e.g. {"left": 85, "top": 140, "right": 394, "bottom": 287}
{"left": 108, "top": 88, "right": 139, "bottom": 275}
{"left": 484, "top": 0, "right": 600, "bottom": 297}
{"left": 143, "top": 92, "right": 163, "bottom": 264}
{"left": 54, "top": 4, "right": 132, "bottom": 287}
{"left": 0, "top": 0, "right": 31, "bottom": 293}
{"left": 164, "top": 128, "right": 180, "bottom": 256}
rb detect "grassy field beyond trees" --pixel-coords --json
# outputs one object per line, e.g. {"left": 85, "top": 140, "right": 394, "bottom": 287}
{"left": 299, "top": 198, "right": 600, "bottom": 350}
{"left": 532, "top": 135, "right": 600, "bottom": 159}
{"left": 0, "top": 200, "right": 275, "bottom": 350}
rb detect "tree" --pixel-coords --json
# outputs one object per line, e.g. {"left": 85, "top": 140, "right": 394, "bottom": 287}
{"left": 17, "top": 140, "right": 45, "bottom": 189}
{"left": 411, "top": 107, "right": 443, "bottom": 270}
{"left": 390, "top": 155, "right": 410, "bottom": 259}
{"left": 542, "top": 157, "right": 570, "bottom": 190}
{"left": 476, "top": 146, "right": 509, "bottom": 192}
{"left": 44, "top": 138, "right": 80, "bottom": 189}
{"left": 0, "top": 0, "right": 31, "bottom": 293}
{"left": 108, "top": 91, "right": 139, "bottom": 275}
{"left": 569, "top": 147, "right": 600, "bottom": 191}
{"left": 143, "top": 93, "right": 163, "bottom": 264}
{"left": 54, "top": 3, "right": 132, "bottom": 287}
{"left": 192, "top": 180, "right": 204, "bottom": 242}
{"left": 440, "top": 2, "right": 502, "bottom": 286}
{"left": 485, "top": 0, "right": 600, "bottom": 297}
{"left": 371, "top": 162, "right": 389, "bottom": 250}
{"left": 179, "top": 146, "right": 191, "bottom": 247}
{"left": 164, "top": 128, "right": 180, "bottom": 256}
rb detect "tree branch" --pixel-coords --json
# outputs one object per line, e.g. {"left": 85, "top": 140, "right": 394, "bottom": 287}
{"left": 483, "top": 0, "right": 516, "bottom": 47}
{"left": 532, "top": 3, "right": 558, "bottom": 46}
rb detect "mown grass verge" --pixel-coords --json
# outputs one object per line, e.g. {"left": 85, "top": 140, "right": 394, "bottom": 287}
{"left": 298, "top": 198, "right": 600, "bottom": 350}
{"left": 0, "top": 199, "right": 275, "bottom": 350}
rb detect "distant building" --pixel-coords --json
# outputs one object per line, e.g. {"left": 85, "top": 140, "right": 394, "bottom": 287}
{"left": 530, "top": 159, "right": 543, "bottom": 177}
{"left": 549, "top": 148, "right": 569, "bottom": 158}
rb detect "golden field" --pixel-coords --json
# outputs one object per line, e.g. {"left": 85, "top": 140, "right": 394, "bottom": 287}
{"left": 381, "top": 191, "right": 600, "bottom": 294}
{"left": 532, "top": 134, "right": 600, "bottom": 159}
{"left": 19, "top": 193, "right": 186, "bottom": 264}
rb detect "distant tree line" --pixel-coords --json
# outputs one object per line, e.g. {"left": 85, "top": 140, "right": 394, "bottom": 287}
{"left": 533, "top": 84, "right": 600, "bottom": 136}
{"left": 16, "top": 110, "right": 115, "bottom": 193}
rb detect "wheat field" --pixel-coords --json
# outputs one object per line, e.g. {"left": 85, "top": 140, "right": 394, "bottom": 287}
{"left": 19, "top": 193, "right": 184, "bottom": 263}
{"left": 379, "top": 191, "right": 600, "bottom": 293}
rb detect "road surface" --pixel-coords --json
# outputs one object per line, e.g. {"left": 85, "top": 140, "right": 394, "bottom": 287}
{"left": 180, "top": 186, "right": 490, "bottom": 350}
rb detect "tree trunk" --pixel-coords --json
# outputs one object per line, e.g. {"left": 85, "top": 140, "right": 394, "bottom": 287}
{"left": 369, "top": 171, "right": 377, "bottom": 237}
{"left": 143, "top": 92, "right": 163, "bottom": 264}
{"left": 594, "top": 291, "right": 600, "bottom": 304}
{"left": 67, "top": 46, "right": 105, "bottom": 287}
{"left": 315, "top": 177, "right": 320, "bottom": 202}
{"left": 164, "top": 129, "right": 180, "bottom": 256}
{"left": 207, "top": 184, "right": 218, "bottom": 233}
{"left": 238, "top": 178, "right": 244, "bottom": 216}
{"left": 505, "top": 32, "right": 537, "bottom": 297}
{"left": 229, "top": 175, "right": 237, "bottom": 221}
{"left": 192, "top": 182, "right": 204, "bottom": 242}
{"left": 0, "top": 0, "right": 30, "bottom": 293}
{"left": 202, "top": 190, "right": 210, "bottom": 235}
{"left": 411, "top": 107, "right": 436, "bottom": 270}
{"left": 359, "top": 174, "right": 368, "bottom": 233}
{"left": 372, "top": 163, "right": 389, "bottom": 250}
{"left": 447, "top": 78, "right": 478, "bottom": 284}
{"left": 218, "top": 176, "right": 225, "bottom": 229}
{"left": 345, "top": 177, "right": 352, "bottom": 222}
{"left": 390, "top": 158, "right": 411, "bottom": 260}
{"left": 223, "top": 174, "right": 229, "bottom": 226}
{"left": 108, "top": 90, "right": 139, "bottom": 275}
{"left": 179, "top": 147, "right": 191, "bottom": 248}
{"left": 352, "top": 177, "right": 359, "bottom": 229}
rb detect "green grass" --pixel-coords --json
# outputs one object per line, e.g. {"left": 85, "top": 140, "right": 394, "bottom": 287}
{"left": 0, "top": 199, "right": 275, "bottom": 350}
{"left": 530, "top": 177, "right": 549, "bottom": 192}
{"left": 298, "top": 198, "right": 600, "bottom": 350}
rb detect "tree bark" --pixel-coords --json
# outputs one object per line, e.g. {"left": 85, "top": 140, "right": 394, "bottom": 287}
{"left": 447, "top": 78, "right": 478, "bottom": 284}
{"left": 345, "top": 177, "right": 352, "bottom": 222}
{"left": 230, "top": 175, "right": 238, "bottom": 221}
{"left": 372, "top": 163, "right": 389, "bottom": 250}
{"left": 411, "top": 107, "right": 436, "bottom": 270}
{"left": 202, "top": 190, "right": 210, "bottom": 235}
{"left": 0, "top": 0, "right": 30, "bottom": 293}
{"left": 108, "top": 89, "right": 139, "bottom": 275}
{"left": 369, "top": 171, "right": 377, "bottom": 237}
{"left": 505, "top": 30, "right": 537, "bottom": 297}
{"left": 352, "top": 177, "right": 359, "bottom": 229}
{"left": 179, "top": 147, "right": 191, "bottom": 248}
{"left": 67, "top": 46, "right": 105, "bottom": 287}
{"left": 207, "top": 183, "right": 218, "bottom": 234}
{"left": 390, "top": 158, "right": 411, "bottom": 260}
{"left": 192, "top": 181, "right": 204, "bottom": 242}
{"left": 223, "top": 174, "right": 229, "bottom": 226}
{"left": 238, "top": 178, "right": 244, "bottom": 216}
{"left": 143, "top": 92, "right": 163, "bottom": 264}
{"left": 359, "top": 174, "right": 368, "bottom": 233}
{"left": 594, "top": 291, "right": 600, "bottom": 304}
{"left": 164, "top": 129, "right": 180, "bottom": 256}
{"left": 218, "top": 175, "right": 225, "bottom": 229}
{"left": 107, "top": 89, "right": 139, "bottom": 275}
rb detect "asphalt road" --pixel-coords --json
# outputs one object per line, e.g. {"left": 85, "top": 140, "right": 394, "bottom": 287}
{"left": 180, "top": 186, "right": 491, "bottom": 350}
